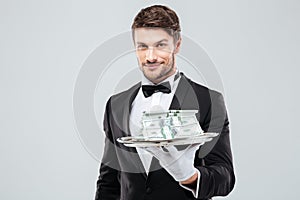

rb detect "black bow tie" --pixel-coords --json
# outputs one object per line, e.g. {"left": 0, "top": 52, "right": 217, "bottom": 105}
{"left": 142, "top": 82, "right": 171, "bottom": 98}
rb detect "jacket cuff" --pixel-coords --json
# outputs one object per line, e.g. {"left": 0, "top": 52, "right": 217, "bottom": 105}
{"left": 179, "top": 169, "right": 201, "bottom": 198}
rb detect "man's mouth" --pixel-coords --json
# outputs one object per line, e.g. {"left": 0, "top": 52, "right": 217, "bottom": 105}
{"left": 144, "top": 62, "right": 162, "bottom": 69}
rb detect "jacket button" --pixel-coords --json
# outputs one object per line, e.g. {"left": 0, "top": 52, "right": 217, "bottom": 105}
{"left": 146, "top": 187, "right": 152, "bottom": 194}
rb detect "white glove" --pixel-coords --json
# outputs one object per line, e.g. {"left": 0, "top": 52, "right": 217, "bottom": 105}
{"left": 143, "top": 144, "right": 200, "bottom": 182}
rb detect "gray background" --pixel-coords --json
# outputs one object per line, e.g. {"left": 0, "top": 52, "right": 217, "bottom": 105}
{"left": 1, "top": 0, "right": 299, "bottom": 199}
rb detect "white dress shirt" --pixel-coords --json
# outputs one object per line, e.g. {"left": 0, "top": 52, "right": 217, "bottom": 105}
{"left": 129, "top": 71, "right": 180, "bottom": 173}
{"left": 129, "top": 71, "right": 200, "bottom": 198}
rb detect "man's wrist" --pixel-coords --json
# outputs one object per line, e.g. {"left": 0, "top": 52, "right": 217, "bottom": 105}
{"left": 180, "top": 171, "right": 198, "bottom": 185}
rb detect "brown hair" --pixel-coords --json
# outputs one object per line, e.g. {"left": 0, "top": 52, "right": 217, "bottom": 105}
{"left": 131, "top": 5, "right": 181, "bottom": 42}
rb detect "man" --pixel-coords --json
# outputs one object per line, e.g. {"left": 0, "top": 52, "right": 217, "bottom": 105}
{"left": 95, "top": 5, "right": 235, "bottom": 200}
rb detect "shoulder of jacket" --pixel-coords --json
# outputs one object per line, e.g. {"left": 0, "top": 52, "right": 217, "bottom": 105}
{"left": 110, "top": 82, "right": 141, "bottom": 100}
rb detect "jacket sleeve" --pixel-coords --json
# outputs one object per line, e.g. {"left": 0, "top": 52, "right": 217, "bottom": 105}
{"left": 95, "top": 98, "right": 121, "bottom": 200}
{"left": 196, "top": 91, "right": 235, "bottom": 199}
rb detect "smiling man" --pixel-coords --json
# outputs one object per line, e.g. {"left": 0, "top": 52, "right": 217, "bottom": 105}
{"left": 134, "top": 28, "right": 180, "bottom": 84}
{"left": 95, "top": 5, "right": 235, "bottom": 200}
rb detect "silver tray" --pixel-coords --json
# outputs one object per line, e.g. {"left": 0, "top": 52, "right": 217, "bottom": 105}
{"left": 117, "top": 132, "right": 219, "bottom": 147}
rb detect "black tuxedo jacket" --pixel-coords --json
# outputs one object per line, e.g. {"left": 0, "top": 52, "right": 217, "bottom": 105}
{"left": 95, "top": 73, "right": 235, "bottom": 200}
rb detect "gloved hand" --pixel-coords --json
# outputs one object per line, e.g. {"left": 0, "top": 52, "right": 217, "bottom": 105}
{"left": 143, "top": 144, "right": 200, "bottom": 182}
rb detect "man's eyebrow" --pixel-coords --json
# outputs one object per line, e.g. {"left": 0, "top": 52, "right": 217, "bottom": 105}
{"left": 136, "top": 42, "right": 146, "bottom": 45}
{"left": 136, "top": 39, "right": 169, "bottom": 45}
{"left": 154, "top": 39, "right": 168, "bottom": 44}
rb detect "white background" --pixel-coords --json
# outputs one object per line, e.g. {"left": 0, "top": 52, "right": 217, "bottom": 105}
{"left": 1, "top": 0, "right": 299, "bottom": 199}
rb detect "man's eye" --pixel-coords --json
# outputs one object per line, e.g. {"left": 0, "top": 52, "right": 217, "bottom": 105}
{"left": 137, "top": 45, "right": 147, "bottom": 50}
{"left": 157, "top": 43, "right": 167, "bottom": 48}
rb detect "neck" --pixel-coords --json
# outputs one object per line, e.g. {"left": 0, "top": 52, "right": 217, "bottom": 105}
{"left": 152, "top": 67, "right": 177, "bottom": 84}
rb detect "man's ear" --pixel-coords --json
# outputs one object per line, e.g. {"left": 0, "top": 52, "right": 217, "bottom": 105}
{"left": 174, "top": 37, "right": 182, "bottom": 54}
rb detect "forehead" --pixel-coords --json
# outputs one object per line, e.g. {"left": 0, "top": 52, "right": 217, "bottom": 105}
{"left": 133, "top": 28, "right": 173, "bottom": 44}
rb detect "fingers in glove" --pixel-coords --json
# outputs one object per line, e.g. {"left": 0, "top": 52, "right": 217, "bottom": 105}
{"left": 142, "top": 146, "right": 166, "bottom": 157}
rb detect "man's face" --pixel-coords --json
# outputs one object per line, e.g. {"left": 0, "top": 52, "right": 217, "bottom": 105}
{"left": 133, "top": 28, "right": 181, "bottom": 84}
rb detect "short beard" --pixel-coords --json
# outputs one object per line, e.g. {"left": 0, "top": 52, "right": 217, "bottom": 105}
{"left": 142, "top": 54, "right": 175, "bottom": 83}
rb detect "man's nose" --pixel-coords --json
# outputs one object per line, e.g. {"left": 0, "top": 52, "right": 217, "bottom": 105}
{"left": 146, "top": 47, "right": 157, "bottom": 62}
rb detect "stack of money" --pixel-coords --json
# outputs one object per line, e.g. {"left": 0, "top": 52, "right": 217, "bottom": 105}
{"left": 141, "top": 110, "right": 203, "bottom": 139}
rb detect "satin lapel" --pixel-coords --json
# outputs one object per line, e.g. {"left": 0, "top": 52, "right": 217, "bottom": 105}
{"left": 122, "top": 84, "right": 140, "bottom": 137}
{"left": 169, "top": 73, "right": 199, "bottom": 110}
{"left": 111, "top": 82, "right": 141, "bottom": 138}
{"left": 120, "top": 82, "right": 148, "bottom": 178}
